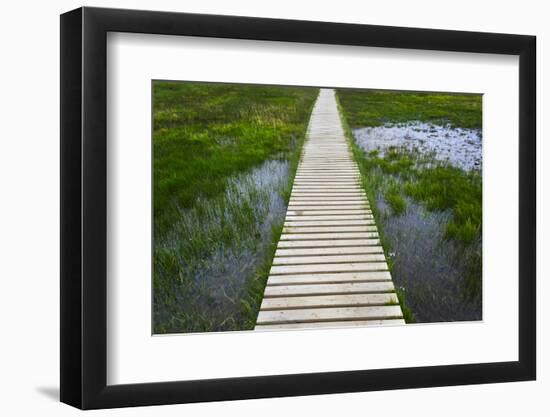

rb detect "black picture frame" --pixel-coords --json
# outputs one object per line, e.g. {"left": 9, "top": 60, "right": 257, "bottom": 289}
{"left": 60, "top": 6, "right": 536, "bottom": 410}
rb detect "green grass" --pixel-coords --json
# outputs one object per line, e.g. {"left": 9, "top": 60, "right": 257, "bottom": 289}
{"left": 336, "top": 88, "right": 483, "bottom": 317}
{"left": 357, "top": 149, "right": 482, "bottom": 245}
{"left": 154, "top": 81, "right": 319, "bottom": 236}
{"left": 153, "top": 81, "right": 318, "bottom": 333}
{"left": 385, "top": 183, "right": 407, "bottom": 216}
{"left": 395, "top": 288, "right": 415, "bottom": 323}
{"left": 337, "top": 89, "right": 482, "bottom": 129}
{"left": 354, "top": 147, "right": 482, "bottom": 303}
{"left": 404, "top": 166, "right": 482, "bottom": 244}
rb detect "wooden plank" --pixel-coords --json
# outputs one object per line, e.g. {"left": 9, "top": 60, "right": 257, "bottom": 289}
{"left": 286, "top": 210, "right": 371, "bottom": 216}
{"left": 284, "top": 220, "right": 375, "bottom": 227}
{"left": 292, "top": 183, "right": 363, "bottom": 191}
{"left": 288, "top": 197, "right": 368, "bottom": 207}
{"left": 291, "top": 193, "right": 365, "bottom": 197}
{"left": 287, "top": 209, "right": 370, "bottom": 214}
{"left": 256, "top": 305, "right": 403, "bottom": 324}
{"left": 294, "top": 173, "right": 360, "bottom": 179}
{"left": 266, "top": 271, "right": 392, "bottom": 285}
{"left": 270, "top": 262, "right": 388, "bottom": 275}
{"left": 296, "top": 170, "right": 359, "bottom": 174}
{"left": 273, "top": 253, "right": 387, "bottom": 265}
{"left": 289, "top": 198, "right": 368, "bottom": 203}
{"left": 280, "top": 232, "right": 379, "bottom": 241}
{"left": 255, "top": 319, "right": 405, "bottom": 330}
{"left": 290, "top": 193, "right": 367, "bottom": 197}
{"left": 300, "top": 159, "right": 354, "bottom": 162}
{"left": 293, "top": 178, "right": 359, "bottom": 180}
{"left": 260, "top": 293, "right": 398, "bottom": 310}
{"left": 277, "top": 238, "right": 381, "bottom": 248}
{"left": 264, "top": 281, "right": 396, "bottom": 297}
{"left": 297, "top": 166, "right": 361, "bottom": 171}
{"left": 290, "top": 197, "right": 367, "bottom": 202}
{"left": 294, "top": 178, "right": 359, "bottom": 181}
{"left": 285, "top": 215, "right": 373, "bottom": 221}
{"left": 291, "top": 188, "right": 363, "bottom": 193}
{"left": 294, "top": 174, "right": 359, "bottom": 178}
{"left": 293, "top": 181, "right": 360, "bottom": 184}
{"left": 275, "top": 246, "right": 383, "bottom": 257}
{"left": 287, "top": 205, "right": 369, "bottom": 211}
{"left": 298, "top": 164, "right": 356, "bottom": 166}
{"left": 283, "top": 226, "right": 377, "bottom": 234}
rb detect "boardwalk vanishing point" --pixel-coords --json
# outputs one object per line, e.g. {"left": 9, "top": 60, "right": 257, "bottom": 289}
{"left": 255, "top": 89, "right": 405, "bottom": 330}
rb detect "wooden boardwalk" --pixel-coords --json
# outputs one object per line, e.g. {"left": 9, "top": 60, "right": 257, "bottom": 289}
{"left": 255, "top": 89, "right": 405, "bottom": 330}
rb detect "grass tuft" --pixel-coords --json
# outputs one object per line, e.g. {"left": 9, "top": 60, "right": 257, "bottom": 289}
{"left": 385, "top": 184, "right": 407, "bottom": 216}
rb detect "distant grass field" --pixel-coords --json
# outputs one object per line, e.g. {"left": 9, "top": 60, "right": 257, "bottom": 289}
{"left": 153, "top": 81, "right": 318, "bottom": 333}
{"left": 336, "top": 89, "right": 482, "bottom": 320}
{"left": 154, "top": 82, "right": 319, "bottom": 236}
{"left": 337, "top": 89, "right": 482, "bottom": 129}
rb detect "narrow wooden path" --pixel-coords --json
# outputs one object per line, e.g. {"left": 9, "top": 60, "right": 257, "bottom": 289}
{"left": 255, "top": 89, "right": 404, "bottom": 330}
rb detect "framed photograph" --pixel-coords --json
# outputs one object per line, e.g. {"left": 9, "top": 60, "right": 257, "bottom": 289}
{"left": 60, "top": 6, "right": 536, "bottom": 409}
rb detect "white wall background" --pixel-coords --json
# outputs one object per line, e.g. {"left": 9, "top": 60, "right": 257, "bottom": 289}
{"left": 0, "top": 0, "right": 545, "bottom": 415}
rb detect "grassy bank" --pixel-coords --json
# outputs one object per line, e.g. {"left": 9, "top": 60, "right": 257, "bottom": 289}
{"left": 336, "top": 88, "right": 482, "bottom": 322}
{"left": 337, "top": 89, "right": 482, "bottom": 129}
{"left": 153, "top": 81, "right": 318, "bottom": 333}
{"left": 154, "top": 81, "right": 319, "bottom": 236}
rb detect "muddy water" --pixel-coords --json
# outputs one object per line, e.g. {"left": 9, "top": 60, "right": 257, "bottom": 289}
{"left": 154, "top": 159, "right": 291, "bottom": 333}
{"left": 354, "top": 122, "right": 482, "bottom": 171}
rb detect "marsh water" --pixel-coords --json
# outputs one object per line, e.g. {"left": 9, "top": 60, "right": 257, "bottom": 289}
{"left": 377, "top": 198, "right": 481, "bottom": 322}
{"left": 354, "top": 122, "right": 482, "bottom": 171}
{"left": 154, "top": 159, "right": 291, "bottom": 333}
{"left": 353, "top": 122, "right": 482, "bottom": 323}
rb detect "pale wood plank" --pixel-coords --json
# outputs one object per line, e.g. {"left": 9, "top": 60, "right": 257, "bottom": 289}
{"left": 284, "top": 220, "right": 375, "bottom": 227}
{"left": 270, "top": 262, "right": 388, "bottom": 275}
{"left": 290, "top": 193, "right": 367, "bottom": 198}
{"left": 260, "top": 293, "right": 398, "bottom": 310}
{"left": 288, "top": 197, "right": 368, "bottom": 207}
{"left": 272, "top": 253, "right": 386, "bottom": 265}
{"left": 287, "top": 205, "right": 369, "bottom": 211}
{"left": 275, "top": 246, "right": 383, "bottom": 257}
{"left": 277, "top": 238, "right": 381, "bottom": 248}
{"left": 283, "top": 226, "right": 378, "bottom": 234}
{"left": 293, "top": 180, "right": 360, "bottom": 184}
{"left": 266, "top": 270, "right": 392, "bottom": 285}
{"left": 289, "top": 198, "right": 368, "bottom": 203}
{"left": 255, "top": 319, "right": 405, "bottom": 330}
{"left": 256, "top": 305, "right": 403, "bottom": 324}
{"left": 286, "top": 210, "right": 371, "bottom": 216}
{"left": 264, "top": 281, "right": 396, "bottom": 297}
{"left": 285, "top": 215, "right": 373, "bottom": 221}
{"left": 280, "top": 232, "right": 379, "bottom": 241}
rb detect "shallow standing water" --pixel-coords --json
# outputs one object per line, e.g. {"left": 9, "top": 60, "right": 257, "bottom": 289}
{"left": 352, "top": 122, "right": 482, "bottom": 323}
{"left": 154, "top": 159, "right": 292, "bottom": 333}
{"left": 354, "top": 121, "right": 482, "bottom": 171}
{"left": 378, "top": 198, "right": 481, "bottom": 322}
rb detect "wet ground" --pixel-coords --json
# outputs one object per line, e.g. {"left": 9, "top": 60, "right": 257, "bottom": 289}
{"left": 154, "top": 159, "right": 291, "bottom": 333}
{"left": 378, "top": 198, "right": 481, "bottom": 322}
{"left": 354, "top": 122, "right": 482, "bottom": 171}
{"left": 352, "top": 122, "right": 482, "bottom": 323}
